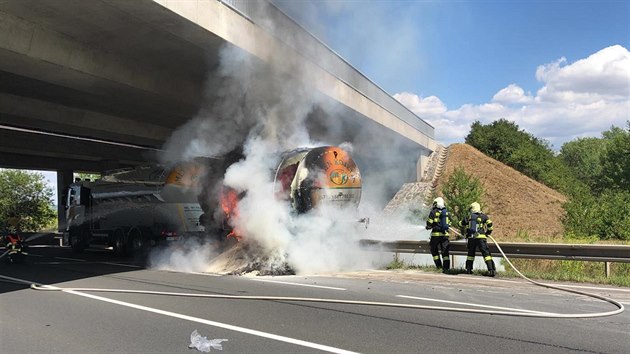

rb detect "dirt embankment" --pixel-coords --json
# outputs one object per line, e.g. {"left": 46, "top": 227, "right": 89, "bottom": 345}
{"left": 436, "top": 144, "right": 566, "bottom": 240}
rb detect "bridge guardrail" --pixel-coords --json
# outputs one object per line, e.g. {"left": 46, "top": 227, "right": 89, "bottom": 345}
{"left": 359, "top": 239, "right": 630, "bottom": 263}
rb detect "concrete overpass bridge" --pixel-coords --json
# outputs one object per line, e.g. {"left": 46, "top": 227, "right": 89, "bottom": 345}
{"left": 0, "top": 0, "right": 436, "bottom": 225}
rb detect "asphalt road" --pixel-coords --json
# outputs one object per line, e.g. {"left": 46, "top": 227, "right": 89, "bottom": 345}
{"left": 1, "top": 245, "right": 629, "bottom": 353}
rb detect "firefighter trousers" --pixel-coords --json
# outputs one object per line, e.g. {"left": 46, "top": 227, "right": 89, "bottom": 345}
{"left": 466, "top": 238, "right": 495, "bottom": 273}
{"left": 429, "top": 236, "right": 450, "bottom": 270}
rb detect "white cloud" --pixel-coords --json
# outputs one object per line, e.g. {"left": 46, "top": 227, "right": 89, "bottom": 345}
{"left": 536, "top": 45, "right": 629, "bottom": 100}
{"left": 395, "top": 45, "right": 630, "bottom": 148}
{"left": 393, "top": 92, "right": 447, "bottom": 117}
{"left": 492, "top": 84, "right": 534, "bottom": 104}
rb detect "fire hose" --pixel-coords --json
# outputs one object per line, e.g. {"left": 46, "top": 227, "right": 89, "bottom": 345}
{"left": 1, "top": 228, "right": 624, "bottom": 318}
{"left": 449, "top": 227, "right": 624, "bottom": 316}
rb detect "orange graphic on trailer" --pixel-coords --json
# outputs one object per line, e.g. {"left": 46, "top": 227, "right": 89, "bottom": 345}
{"left": 166, "top": 161, "right": 204, "bottom": 187}
{"left": 319, "top": 147, "right": 361, "bottom": 189}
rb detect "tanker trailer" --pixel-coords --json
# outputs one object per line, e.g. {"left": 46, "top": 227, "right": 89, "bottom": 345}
{"left": 63, "top": 161, "right": 206, "bottom": 255}
{"left": 213, "top": 146, "right": 367, "bottom": 240}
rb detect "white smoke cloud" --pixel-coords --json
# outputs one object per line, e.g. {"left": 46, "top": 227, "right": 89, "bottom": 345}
{"left": 149, "top": 237, "right": 220, "bottom": 273}
{"left": 152, "top": 20, "right": 414, "bottom": 274}
{"left": 395, "top": 45, "right": 630, "bottom": 148}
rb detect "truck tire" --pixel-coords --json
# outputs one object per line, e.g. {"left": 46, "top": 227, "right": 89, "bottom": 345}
{"left": 127, "top": 228, "right": 146, "bottom": 255}
{"left": 69, "top": 228, "right": 85, "bottom": 253}
{"left": 113, "top": 229, "right": 127, "bottom": 257}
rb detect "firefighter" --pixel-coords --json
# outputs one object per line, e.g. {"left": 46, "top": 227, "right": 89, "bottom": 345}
{"left": 425, "top": 197, "right": 450, "bottom": 272}
{"left": 459, "top": 202, "right": 496, "bottom": 276}
{"left": 5, "top": 233, "right": 28, "bottom": 263}
{"left": 3, "top": 212, "right": 27, "bottom": 263}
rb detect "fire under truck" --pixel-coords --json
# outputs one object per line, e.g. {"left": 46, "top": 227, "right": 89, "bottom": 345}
{"left": 63, "top": 161, "right": 207, "bottom": 255}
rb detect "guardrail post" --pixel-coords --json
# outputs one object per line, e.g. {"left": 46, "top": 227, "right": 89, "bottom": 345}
{"left": 605, "top": 262, "right": 611, "bottom": 278}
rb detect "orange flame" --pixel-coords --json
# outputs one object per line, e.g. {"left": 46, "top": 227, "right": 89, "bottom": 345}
{"left": 220, "top": 187, "right": 242, "bottom": 241}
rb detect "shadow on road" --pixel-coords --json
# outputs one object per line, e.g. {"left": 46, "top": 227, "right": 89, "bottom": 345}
{"left": 0, "top": 233, "right": 148, "bottom": 295}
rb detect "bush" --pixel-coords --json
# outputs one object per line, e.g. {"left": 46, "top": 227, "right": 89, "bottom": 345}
{"left": 441, "top": 167, "right": 484, "bottom": 238}
{"left": 563, "top": 190, "right": 630, "bottom": 241}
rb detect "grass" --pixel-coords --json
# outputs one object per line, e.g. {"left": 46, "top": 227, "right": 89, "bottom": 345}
{"left": 494, "top": 234, "right": 630, "bottom": 286}
{"left": 502, "top": 259, "right": 630, "bottom": 287}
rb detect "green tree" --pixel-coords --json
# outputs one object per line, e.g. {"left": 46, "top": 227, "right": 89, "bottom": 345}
{"left": 440, "top": 167, "right": 484, "bottom": 238}
{"left": 0, "top": 169, "right": 56, "bottom": 232}
{"left": 600, "top": 122, "right": 630, "bottom": 192}
{"left": 559, "top": 137, "right": 606, "bottom": 191}
{"left": 465, "top": 119, "right": 530, "bottom": 163}
{"left": 74, "top": 172, "right": 101, "bottom": 182}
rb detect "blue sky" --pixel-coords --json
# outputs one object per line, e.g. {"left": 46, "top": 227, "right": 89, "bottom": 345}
{"left": 274, "top": 0, "right": 629, "bottom": 148}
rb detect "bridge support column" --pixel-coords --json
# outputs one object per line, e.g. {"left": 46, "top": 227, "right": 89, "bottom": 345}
{"left": 56, "top": 169, "right": 73, "bottom": 232}
{"left": 417, "top": 150, "right": 431, "bottom": 182}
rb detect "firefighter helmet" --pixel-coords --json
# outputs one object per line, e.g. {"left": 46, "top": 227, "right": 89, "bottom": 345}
{"left": 433, "top": 197, "right": 445, "bottom": 208}
{"left": 469, "top": 202, "right": 481, "bottom": 213}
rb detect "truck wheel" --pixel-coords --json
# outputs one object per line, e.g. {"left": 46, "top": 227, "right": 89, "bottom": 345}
{"left": 69, "top": 229, "right": 85, "bottom": 253}
{"left": 127, "top": 228, "right": 146, "bottom": 255}
{"left": 113, "top": 229, "right": 127, "bottom": 256}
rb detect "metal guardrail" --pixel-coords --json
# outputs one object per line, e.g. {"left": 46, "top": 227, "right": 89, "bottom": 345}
{"left": 360, "top": 239, "right": 630, "bottom": 263}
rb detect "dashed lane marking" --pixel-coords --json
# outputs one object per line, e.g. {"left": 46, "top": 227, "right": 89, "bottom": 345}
{"left": 396, "top": 295, "right": 550, "bottom": 314}
{"left": 251, "top": 278, "right": 346, "bottom": 291}
{"left": 56, "top": 257, "right": 86, "bottom": 262}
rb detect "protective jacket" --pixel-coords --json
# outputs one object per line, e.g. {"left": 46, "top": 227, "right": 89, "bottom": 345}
{"left": 426, "top": 207, "right": 450, "bottom": 237}
{"left": 460, "top": 212, "right": 493, "bottom": 238}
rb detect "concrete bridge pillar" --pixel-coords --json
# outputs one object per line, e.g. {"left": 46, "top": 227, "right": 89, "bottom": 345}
{"left": 56, "top": 169, "right": 73, "bottom": 232}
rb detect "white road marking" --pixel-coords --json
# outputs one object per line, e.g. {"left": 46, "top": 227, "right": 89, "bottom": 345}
{"left": 35, "top": 262, "right": 93, "bottom": 265}
{"left": 348, "top": 270, "right": 630, "bottom": 293}
{"left": 56, "top": 257, "right": 86, "bottom": 262}
{"left": 186, "top": 271, "right": 222, "bottom": 277}
{"left": 251, "top": 278, "right": 346, "bottom": 291}
{"left": 158, "top": 270, "right": 222, "bottom": 277}
{"left": 396, "top": 295, "right": 551, "bottom": 314}
{"left": 32, "top": 261, "right": 140, "bottom": 267}
{"left": 546, "top": 283, "right": 630, "bottom": 293}
{"left": 101, "top": 262, "right": 142, "bottom": 268}
{"left": 0, "top": 274, "right": 358, "bottom": 354}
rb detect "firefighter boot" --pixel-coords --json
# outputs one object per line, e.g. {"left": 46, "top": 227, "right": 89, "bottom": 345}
{"left": 486, "top": 260, "right": 496, "bottom": 277}
{"left": 442, "top": 259, "right": 450, "bottom": 273}
{"left": 465, "top": 260, "right": 474, "bottom": 274}
{"left": 433, "top": 257, "right": 443, "bottom": 269}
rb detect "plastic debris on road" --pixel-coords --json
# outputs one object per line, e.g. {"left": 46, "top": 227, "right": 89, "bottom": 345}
{"left": 189, "top": 330, "right": 228, "bottom": 352}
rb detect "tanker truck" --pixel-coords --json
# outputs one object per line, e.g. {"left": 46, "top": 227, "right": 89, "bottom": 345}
{"left": 63, "top": 161, "right": 207, "bottom": 255}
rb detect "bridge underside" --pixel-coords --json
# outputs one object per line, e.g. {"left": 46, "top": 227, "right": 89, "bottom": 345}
{"left": 0, "top": 0, "right": 432, "bottom": 217}
{"left": 0, "top": 0, "right": 432, "bottom": 171}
